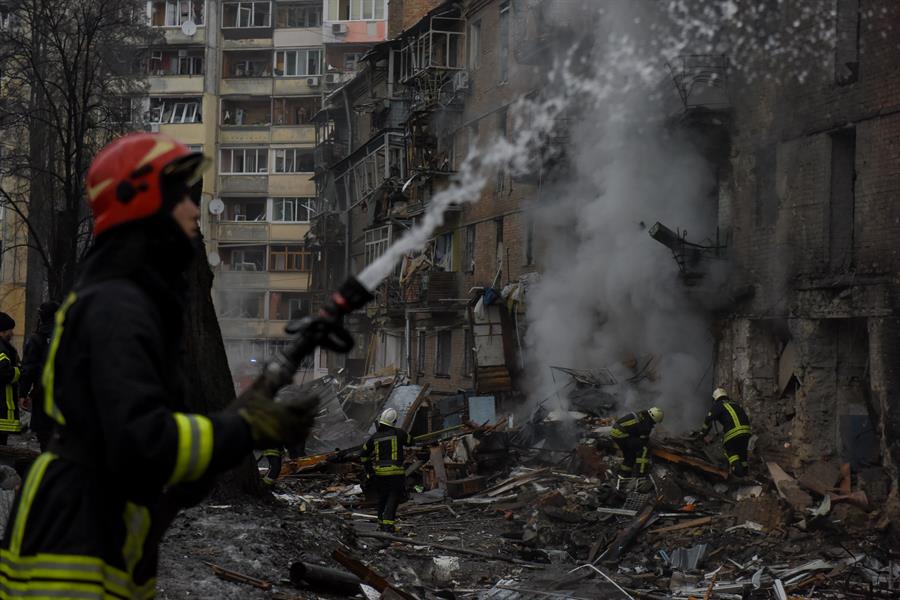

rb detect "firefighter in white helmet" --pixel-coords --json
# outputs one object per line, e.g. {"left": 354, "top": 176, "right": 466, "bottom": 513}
{"left": 610, "top": 407, "right": 664, "bottom": 490}
{"left": 360, "top": 408, "right": 413, "bottom": 532}
{"left": 695, "top": 388, "right": 752, "bottom": 477}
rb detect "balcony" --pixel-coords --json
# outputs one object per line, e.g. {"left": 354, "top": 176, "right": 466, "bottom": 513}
{"left": 215, "top": 269, "right": 312, "bottom": 291}
{"left": 217, "top": 222, "right": 268, "bottom": 242}
{"left": 666, "top": 55, "right": 730, "bottom": 111}
{"left": 147, "top": 75, "right": 204, "bottom": 94}
{"left": 269, "top": 174, "right": 316, "bottom": 197}
{"left": 221, "top": 49, "right": 274, "bottom": 94}
{"left": 512, "top": 0, "right": 595, "bottom": 66}
{"left": 219, "top": 175, "right": 269, "bottom": 194}
{"left": 397, "top": 8, "right": 465, "bottom": 84}
{"left": 401, "top": 270, "right": 461, "bottom": 306}
{"left": 221, "top": 97, "right": 272, "bottom": 128}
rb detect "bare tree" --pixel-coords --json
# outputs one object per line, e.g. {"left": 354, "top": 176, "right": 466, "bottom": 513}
{"left": 0, "top": 0, "right": 263, "bottom": 495}
{"left": 0, "top": 0, "right": 153, "bottom": 306}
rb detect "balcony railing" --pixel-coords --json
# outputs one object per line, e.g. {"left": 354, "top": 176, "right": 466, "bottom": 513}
{"left": 666, "top": 55, "right": 730, "bottom": 110}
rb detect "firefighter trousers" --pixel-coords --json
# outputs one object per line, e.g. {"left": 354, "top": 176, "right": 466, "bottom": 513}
{"left": 375, "top": 474, "right": 406, "bottom": 530}
{"left": 723, "top": 433, "right": 750, "bottom": 477}
{"left": 614, "top": 437, "right": 650, "bottom": 477}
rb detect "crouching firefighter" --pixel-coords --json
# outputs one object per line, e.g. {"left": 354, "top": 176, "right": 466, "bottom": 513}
{"left": 696, "top": 387, "right": 752, "bottom": 478}
{"left": 361, "top": 408, "right": 412, "bottom": 533}
{"left": 0, "top": 133, "right": 350, "bottom": 600}
{"left": 610, "top": 407, "right": 664, "bottom": 490}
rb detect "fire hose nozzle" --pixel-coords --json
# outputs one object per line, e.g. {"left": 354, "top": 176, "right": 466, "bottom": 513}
{"left": 322, "top": 276, "right": 374, "bottom": 318}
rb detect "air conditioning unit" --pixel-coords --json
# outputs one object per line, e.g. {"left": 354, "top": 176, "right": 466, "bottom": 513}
{"left": 307, "top": 77, "right": 320, "bottom": 87}
{"left": 177, "top": 49, "right": 188, "bottom": 57}
{"left": 453, "top": 70, "right": 470, "bottom": 92}
{"left": 325, "top": 72, "right": 341, "bottom": 85}
{"left": 149, "top": 123, "right": 161, "bottom": 133}
{"left": 332, "top": 23, "right": 348, "bottom": 34}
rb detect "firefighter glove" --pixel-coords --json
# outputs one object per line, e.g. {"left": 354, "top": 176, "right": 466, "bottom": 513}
{"left": 234, "top": 387, "right": 320, "bottom": 449}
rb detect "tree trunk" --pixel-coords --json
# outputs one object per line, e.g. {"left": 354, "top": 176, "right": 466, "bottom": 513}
{"left": 182, "top": 233, "right": 264, "bottom": 499}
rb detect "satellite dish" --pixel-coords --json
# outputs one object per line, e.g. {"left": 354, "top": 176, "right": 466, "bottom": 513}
{"left": 207, "top": 251, "right": 221, "bottom": 267}
{"left": 208, "top": 198, "right": 225, "bottom": 215}
{"left": 181, "top": 20, "right": 198, "bottom": 36}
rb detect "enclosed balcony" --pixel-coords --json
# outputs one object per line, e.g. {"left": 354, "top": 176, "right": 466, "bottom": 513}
{"left": 221, "top": 97, "right": 272, "bottom": 127}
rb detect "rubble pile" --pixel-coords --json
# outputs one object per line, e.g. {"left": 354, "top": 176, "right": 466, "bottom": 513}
{"left": 158, "top": 396, "right": 898, "bottom": 599}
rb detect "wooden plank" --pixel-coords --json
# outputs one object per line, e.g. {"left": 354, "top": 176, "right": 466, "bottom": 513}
{"left": 596, "top": 498, "right": 658, "bottom": 564}
{"left": 203, "top": 562, "right": 271, "bottom": 591}
{"left": 650, "top": 446, "right": 729, "bottom": 479}
{"left": 429, "top": 445, "right": 448, "bottom": 490}
{"left": 479, "top": 468, "right": 551, "bottom": 497}
{"left": 646, "top": 516, "right": 713, "bottom": 534}
{"left": 332, "top": 550, "right": 418, "bottom": 600}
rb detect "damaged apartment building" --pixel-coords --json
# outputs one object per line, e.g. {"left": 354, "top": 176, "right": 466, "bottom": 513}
{"left": 310, "top": 0, "right": 900, "bottom": 487}
{"left": 655, "top": 1, "right": 900, "bottom": 487}
{"left": 310, "top": 0, "right": 574, "bottom": 416}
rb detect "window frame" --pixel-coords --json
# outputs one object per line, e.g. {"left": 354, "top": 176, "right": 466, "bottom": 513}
{"left": 268, "top": 245, "right": 312, "bottom": 272}
{"left": 150, "top": 0, "right": 206, "bottom": 28}
{"left": 326, "top": 0, "right": 385, "bottom": 21}
{"left": 272, "top": 148, "right": 315, "bottom": 173}
{"left": 219, "top": 147, "right": 269, "bottom": 174}
{"left": 434, "top": 330, "right": 452, "bottom": 377}
{"left": 364, "top": 225, "right": 390, "bottom": 266}
{"left": 276, "top": 2, "right": 322, "bottom": 28}
{"left": 272, "top": 197, "right": 315, "bottom": 222}
{"left": 468, "top": 20, "right": 481, "bottom": 70}
{"left": 498, "top": 1, "right": 510, "bottom": 84}
{"left": 274, "top": 48, "right": 323, "bottom": 77}
{"left": 222, "top": 1, "right": 272, "bottom": 28}
{"left": 147, "top": 97, "right": 202, "bottom": 124}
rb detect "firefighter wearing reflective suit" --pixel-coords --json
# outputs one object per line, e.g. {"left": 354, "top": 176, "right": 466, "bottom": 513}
{"left": 697, "top": 388, "right": 752, "bottom": 477}
{"left": 0, "top": 133, "right": 333, "bottom": 599}
{"left": 361, "top": 408, "right": 412, "bottom": 533}
{"left": 610, "top": 407, "right": 664, "bottom": 488}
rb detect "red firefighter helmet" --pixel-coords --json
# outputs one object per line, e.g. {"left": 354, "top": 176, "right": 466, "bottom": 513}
{"left": 87, "top": 132, "right": 206, "bottom": 236}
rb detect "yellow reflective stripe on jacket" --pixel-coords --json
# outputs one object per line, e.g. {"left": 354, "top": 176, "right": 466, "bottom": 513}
{"left": 723, "top": 425, "right": 751, "bottom": 442}
{"left": 43, "top": 292, "right": 77, "bottom": 427}
{"left": 610, "top": 428, "right": 628, "bottom": 439}
{"left": 9, "top": 452, "right": 56, "bottom": 555}
{"left": 0, "top": 352, "right": 20, "bottom": 432}
{"left": 262, "top": 449, "right": 282, "bottom": 458}
{"left": 722, "top": 402, "right": 750, "bottom": 442}
{"left": 122, "top": 503, "right": 151, "bottom": 578}
{"left": 12, "top": 365, "right": 20, "bottom": 384}
{"left": 374, "top": 465, "right": 405, "bottom": 476}
{"left": 0, "top": 549, "right": 157, "bottom": 599}
{"left": 0, "top": 382, "right": 19, "bottom": 432}
{"left": 168, "top": 413, "right": 214, "bottom": 485}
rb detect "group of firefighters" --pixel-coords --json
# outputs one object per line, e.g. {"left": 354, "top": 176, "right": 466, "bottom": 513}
{"left": 0, "top": 132, "right": 754, "bottom": 599}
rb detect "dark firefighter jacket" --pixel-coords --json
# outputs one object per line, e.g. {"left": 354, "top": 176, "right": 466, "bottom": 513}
{"left": 699, "top": 397, "right": 751, "bottom": 442}
{"left": 611, "top": 411, "right": 655, "bottom": 441}
{"left": 0, "top": 222, "right": 253, "bottom": 600}
{"left": 18, "top": 320, "right": 54, "bottom": 436}
{"left": 361, "top": 424, "right": 413, "bottom": 476}
{"left": 0, "top": 336, "right": 21, "bottom": 434}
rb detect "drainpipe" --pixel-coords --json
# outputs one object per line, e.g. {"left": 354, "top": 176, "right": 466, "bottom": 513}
{"left": 342, "top": 85, "right": 353, "bottom": 278}
{"left": 405, "top": 309, "right": 412, "bottom": 376}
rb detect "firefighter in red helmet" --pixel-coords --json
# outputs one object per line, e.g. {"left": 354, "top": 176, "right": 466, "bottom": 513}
{"left": 0, "top": 133, "right": 332, "bottom": 599}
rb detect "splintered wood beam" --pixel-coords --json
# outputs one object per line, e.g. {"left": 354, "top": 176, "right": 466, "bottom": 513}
{"left": 650, "top": 446, "right": 729, "bottom": 479}
{"left": 202, "top": 562, "right": 272, "bottom": 590}
{"left": 332, "top": 549, "right": 419, "bottom": 600}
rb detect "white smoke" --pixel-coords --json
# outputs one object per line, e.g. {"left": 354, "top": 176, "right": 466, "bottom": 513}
{"left": 522, "top": 0, "right": 849, "bottom": 432}
{"left": 357, "top": 0, "right": 852, "bottom": 431}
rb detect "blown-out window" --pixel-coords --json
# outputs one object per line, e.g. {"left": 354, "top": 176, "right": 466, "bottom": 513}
{"left": 223, "top": 1, "right": 271, "bottom": 28}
